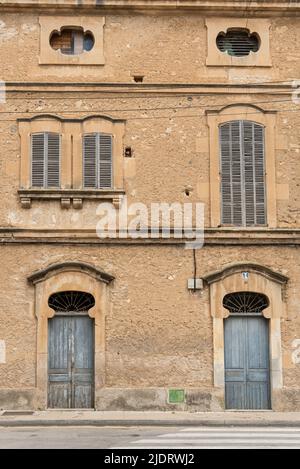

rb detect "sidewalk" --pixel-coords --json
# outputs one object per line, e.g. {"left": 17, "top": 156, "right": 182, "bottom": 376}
{"left": 1, "top": 410, "right": 300, "bottom": 427}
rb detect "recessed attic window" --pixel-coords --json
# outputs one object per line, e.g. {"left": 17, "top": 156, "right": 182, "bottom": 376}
{"left": 216, "top": 29, "right": 260, "bottom": 57}
{"left": 50, "top": 27, "right": 95, "bottom": 55}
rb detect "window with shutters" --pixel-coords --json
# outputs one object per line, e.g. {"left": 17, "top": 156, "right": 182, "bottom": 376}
{"left": 31, "top": 133, "right": 60, "bottom": 188}
{"left": 220, "top": 121, "right": 266, "bottom": 227}
{"left": 83, "top": 134, "right": 113, "bottom": 189}
{"left": 206, "top": 104, "right": 277, "bottom": 228}
{"left": 18, "top": 115, "right": 125, "bottom": 209}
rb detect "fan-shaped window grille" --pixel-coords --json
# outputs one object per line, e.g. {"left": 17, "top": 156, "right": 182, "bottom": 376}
{"left": 223, "top": 292, "right": 269, "bottom": 315}
{"left": 217, "top": 29, "right": 260, "bottom": 57}
{"left": 48, "top": 291, "right": 95, "bottom": 313}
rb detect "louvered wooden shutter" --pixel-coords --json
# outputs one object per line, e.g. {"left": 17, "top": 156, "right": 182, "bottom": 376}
{"left": 253, "top": 124, "right": 266, "bottom": 225}
{"left": 31, "top": 133, "right": 60, "bottom": 188}
{"left": 220, "top": 121, "right": 266, "bottom": 226}
{"left": 83, "top": 134, "right": 97, "bottom": 188}
{"left": 32, "top": 133, "right": 45, "bottom": 187}
{"left": 99, "top": 134, "right": 113, "bottom": 189}
{"left": 47, "top": 133, "right": 60, "bottom": 187}
{"left": 83, "top": 133, "right": 113, "bottom": 189}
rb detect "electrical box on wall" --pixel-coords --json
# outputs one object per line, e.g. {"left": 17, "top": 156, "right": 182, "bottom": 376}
{"left": 187, "top": 279, "right": 203, "bottom": 290}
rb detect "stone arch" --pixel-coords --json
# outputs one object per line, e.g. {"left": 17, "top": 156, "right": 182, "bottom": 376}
{"left": 217, "top": 103, "right": 268, "bottom": 115}
{"left": 28, "top": 262, "right": 114, "bottom": 409}
{"left": 203, "top": 263, "right": 288, "bottom": 409}
{"left": 18, "top": 114, "right": 125, "bottom": 124}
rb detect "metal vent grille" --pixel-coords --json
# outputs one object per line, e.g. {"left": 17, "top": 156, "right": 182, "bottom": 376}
{"left": 48, "top": 291, "right": 95, "bottom": 313}
{"left": 223, "top": 292, "right": 269, "bottom": 314}
{"left": 217, "top": 29, "right": 260, "bottom": 57}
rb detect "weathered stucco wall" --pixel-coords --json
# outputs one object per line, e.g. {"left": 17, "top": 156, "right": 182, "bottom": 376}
{"left": 0, "top": 244, "right": 299, "bottom": 410}
{"left": 0, "top": 92, "right": 299, "bottom": 229}
{"left": 0, "top": 5, "right": 299, "bottom": 411}
{"left": 0, "top": 13, "right": 300, "bottom": 83}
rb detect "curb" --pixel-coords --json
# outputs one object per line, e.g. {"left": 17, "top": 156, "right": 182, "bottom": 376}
{"left": 1, "top": 419, "right": 300, "bottom": 427}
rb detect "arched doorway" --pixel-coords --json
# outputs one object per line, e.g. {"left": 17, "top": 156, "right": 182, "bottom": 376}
{"left": 203, "top": 263, "right": 288, "bottom": 411}
{"left": 48, "top": 291, "right": 95, "bottom": 409}
{"left": 223, "top": 292, "right": 271, "bottom": 410}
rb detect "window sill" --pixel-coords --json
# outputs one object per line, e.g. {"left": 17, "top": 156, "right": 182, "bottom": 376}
{"left": 18, "top": 189, "right": 125, "bottom": 209}
{"left": 206, "top": 57, "right": 272, "bottom": 68}
{"left": 219, "top": 225, "right": 268, "bottom": 229}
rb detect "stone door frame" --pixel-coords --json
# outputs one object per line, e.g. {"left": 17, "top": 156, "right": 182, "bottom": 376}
{"left": 28, "top": 262, "right": 114, "bottom": 409}
{"left": 203, "top": 263, "right": 288, "bottom": 409}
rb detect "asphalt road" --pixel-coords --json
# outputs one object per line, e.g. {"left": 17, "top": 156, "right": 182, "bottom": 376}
{"left": 0, "top": 426, "right": 299, "bottom": 449}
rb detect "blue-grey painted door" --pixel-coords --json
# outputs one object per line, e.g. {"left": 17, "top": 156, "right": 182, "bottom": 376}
{"left": 224, "top": 316, "right": 271, "bottom": 409}
{"left": 48, "top": 316, "right": 94, "bottom": 408}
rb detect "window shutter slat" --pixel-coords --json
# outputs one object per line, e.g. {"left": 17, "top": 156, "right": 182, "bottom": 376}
{"left": 99, "top": 134, "right": 112, "bottom": 189}
{"left": 83, "top": 134, "right": 97, "bottom": 188}
{"left": 31, "top": 133, "right": 45, "bottom": 187}
{"left": 47, "top": 133, "right": 60, "bottom": 188}
{"left": 220, "top": 121, "right": 266, "bottom": 227}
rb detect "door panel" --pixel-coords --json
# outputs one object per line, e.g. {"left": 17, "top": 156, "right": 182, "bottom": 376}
{"left": 73, "top": 317, "right": 94, "bottom": 408}
{"left": 246, "top": 317, "right": 270, "bottom": 409}
{"left": 224, "top": 316, "right": 270, "bottom": 410}
{"left": 247, "top": 382, "right": 270, "bottom": 410}
{"left": 48, "top": 317, "right": 71, "bottom": 408}
{"left": 49, "top": 316, "right": 69, "bottom": 370}
{"left": 224, "top": 317, "right": 245, "bottom": 386}
{"left": 225, "top": 382, "right": 246, "bottom": 410}
{"left": 247, "top": 317, "right": 269, "bottom": 369}
{"left": 48, "top": 384, "right": 69, "bottom": 409}
{"left": 48, "top": 315, "right": 94, "bottom": 408}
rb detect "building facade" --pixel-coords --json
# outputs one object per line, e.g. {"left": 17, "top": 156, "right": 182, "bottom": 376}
{"left": 0, "top": 0, "right": 299, "bottom": 411}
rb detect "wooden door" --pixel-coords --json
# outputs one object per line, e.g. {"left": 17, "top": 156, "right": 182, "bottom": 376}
{"left": 48, "top": 315, "right": 94, "bottom": 408}
{"left": 224, "top": 316, "right": 271, "bottom": 409}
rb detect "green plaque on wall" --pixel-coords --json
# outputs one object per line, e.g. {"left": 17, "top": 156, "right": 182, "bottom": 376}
{"left": 168, "top": 389, "right": 185, "bottom": 403}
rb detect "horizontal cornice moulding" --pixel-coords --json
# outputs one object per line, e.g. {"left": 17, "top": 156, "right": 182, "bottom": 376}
{"left": 4, "top": 82, "right": 296, "bottom": 97}
{"left": 0, "top": 228, "right": 300, "bottom": 246}
{"left": 0, "top": 1, "right": 300, "bottom": 16}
